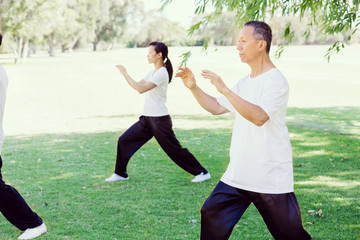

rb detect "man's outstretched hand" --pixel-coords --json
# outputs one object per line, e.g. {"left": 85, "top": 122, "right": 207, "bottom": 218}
{"left": 116, "top": 65, "right": 127, "bottom": 76}
{"left": 201, "top": 70, "right": 229, "bottom": 95}
{"left": 175, "top": 67, "right": 197, "bottom": 89}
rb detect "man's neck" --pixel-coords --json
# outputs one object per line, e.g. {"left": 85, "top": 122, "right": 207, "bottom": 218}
{"left": 249, "top": 53, "right": 275, "bottom": 78}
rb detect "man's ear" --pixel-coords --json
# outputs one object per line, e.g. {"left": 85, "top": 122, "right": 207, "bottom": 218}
{"left": 258, "top": 40, "right": 267, "bottom": 52}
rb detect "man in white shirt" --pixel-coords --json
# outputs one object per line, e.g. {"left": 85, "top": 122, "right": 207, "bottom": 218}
{"left": 0, "top": 33, "right": 47, "bottom": 240}
{"left": 176, "top": 21, "right": 312, "bottom": 240}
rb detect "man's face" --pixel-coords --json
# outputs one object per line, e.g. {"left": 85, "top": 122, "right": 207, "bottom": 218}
{"left": 236, "top": 26, "right": 261, "bottom": 63}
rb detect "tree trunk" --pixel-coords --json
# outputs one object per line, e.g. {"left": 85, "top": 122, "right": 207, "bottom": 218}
{"left": 72, "top": 39, "right": 80, "bottom": 50}
{"left": 20, "top": 38, "right": 28, "bottom": 62}
{"left": 27, "top": 41, "right": 37, "bottom": 57}
{"left": 48, "top": 44, "right": 54, "bottom": 56}
{"left": 12, "top": 36, "right": 22, "bottom": 64}
{"left": 47, "top": 35, "right": 55, "bottom": 57}
{"left": 93, "top": 42, "right": 97, "bottom": 51}
{"left": 68, "top": 38, "right": 78, "bottom": 52}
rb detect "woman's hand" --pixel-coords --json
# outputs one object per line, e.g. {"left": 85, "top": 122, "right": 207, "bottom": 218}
{"left": 175, "top": 67, "right": 197, "bottom": 89}
{"left": 116, "top": 65, "right": 127, "bottom": 76}
{"left": 201, "top": 70, "right": 230, "bottom": 94}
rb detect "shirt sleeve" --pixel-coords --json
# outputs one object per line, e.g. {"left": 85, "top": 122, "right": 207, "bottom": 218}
{"left": 144, "top": 71, "right": 152, "bottom": 82}
{"left": 258, "top": 73, "right": 289, "bottom": 120}
{"left": 217, "top": 95, "right": 236, "bottom": 114}
{"left": 216, "top": 78, "right": 244, "bottom": 114}
{"left": 150, "top": 68, "right": 168, "bottom": 86}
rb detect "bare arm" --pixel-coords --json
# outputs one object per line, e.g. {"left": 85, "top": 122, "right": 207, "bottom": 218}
{"left": 175, "top": 67, "right": 228, "bottom": 115}
{"left": 201, "top": 70, "right": 269, "bottom": 126}
{"left": 116, "top": 65, "right": 156, "bottom": 94}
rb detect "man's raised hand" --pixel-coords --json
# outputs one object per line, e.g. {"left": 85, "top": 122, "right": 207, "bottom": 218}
{"left": 201, "top": 70, "right": 230, "bottom": 94}
{"left": 175, "top": 67, "right": 197, "bottom": 89}
{"left": 116, "top": 65, "right": 127, "bottom": 76}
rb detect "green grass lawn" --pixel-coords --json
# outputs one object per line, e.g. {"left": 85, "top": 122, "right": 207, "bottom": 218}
{"left": 1, "top": 107, "right": 359, "bottom": 240}
{"left": 1, "top": 44, "right": 359, "bottom": 239}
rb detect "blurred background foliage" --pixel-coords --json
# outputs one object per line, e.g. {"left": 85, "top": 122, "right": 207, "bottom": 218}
{"left": 0, "top": 0, "right": 359, "bottom": 63}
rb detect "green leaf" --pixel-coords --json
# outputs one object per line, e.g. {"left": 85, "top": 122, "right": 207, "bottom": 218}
{"left": 324, "top": 41, "right": 345, "bottom": 62}
{"left": 159, "top": 0, "right": 172, "bottom": 12}
{"left": 203, "top": 37, "right": 210, "bottom": 50}
{"left": 274, "top": 45, "right": 285, "bottom": 59}
{"left": 187, "top": 20, "right": 204, "bottom": 36}
{"left": 178, "top": 51, "right": 192, "bottom": 68}
{"left": 195, "top": 6, "right": 201, "bottom": 14}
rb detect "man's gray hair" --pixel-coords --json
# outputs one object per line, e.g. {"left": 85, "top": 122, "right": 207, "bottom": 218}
{"left": 244, "top": 21, "right": 272, "bottom": 53}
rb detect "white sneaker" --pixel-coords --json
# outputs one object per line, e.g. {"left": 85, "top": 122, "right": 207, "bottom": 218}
{"left": 105, "top": 173, "right": 129, "bottom": 182}
{"left": 18, "top": 223, "right": 47, "bottom": 240}
{"left": 191, "top": 172, "right": 211, "bottom": 183}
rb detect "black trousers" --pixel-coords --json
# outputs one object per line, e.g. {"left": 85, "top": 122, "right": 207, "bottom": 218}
{"left": 201, "top": 181, "right": 312, "bottom": 240}
{"left": 0, "top": 155, "right": 43, "bottom": 231}
{"left": 114, "top": 115, "right": 208, "bottom": 178}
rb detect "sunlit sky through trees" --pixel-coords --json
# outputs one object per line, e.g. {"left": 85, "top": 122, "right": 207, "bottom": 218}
{"left": 143, "top": 0, "right": 199, "bottom": 28}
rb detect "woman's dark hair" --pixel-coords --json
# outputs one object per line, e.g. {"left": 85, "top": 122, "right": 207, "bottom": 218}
{"left": 149, "top": 41, "right": 173, "bottom": 83}
{"left": 0, "top": 33, "right": 2, "bottom": 47}
{"left": 244, "top": 21, "right": 272, "bottom": 53}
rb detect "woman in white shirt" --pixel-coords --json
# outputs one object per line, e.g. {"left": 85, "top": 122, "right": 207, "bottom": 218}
{"left": 105, "top": 42, "right": 210, "bottom": 183}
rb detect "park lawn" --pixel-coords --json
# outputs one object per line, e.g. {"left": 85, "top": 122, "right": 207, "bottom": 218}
{"left": 0, "top": 107, "right": 359, "bottom": 240}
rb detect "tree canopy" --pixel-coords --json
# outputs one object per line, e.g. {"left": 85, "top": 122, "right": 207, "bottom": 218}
{"left": 161, "top": 0, "right": 360, "bottom": 64}
{"left": 0, "top": 0, "right": 359, "bottom": 64}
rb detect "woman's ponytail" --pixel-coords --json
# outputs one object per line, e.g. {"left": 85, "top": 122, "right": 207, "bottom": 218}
{"left": 149, "top": 42, "right": 173, "bottom": 83}
{"left": 164, "top": 57, "right": 173, "bottom": 83}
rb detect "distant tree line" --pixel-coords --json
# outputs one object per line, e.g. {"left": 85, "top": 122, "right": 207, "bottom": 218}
{"left": 0, "top": 0, "right": 144, "bottom": 62}
{"left": 1, "top": 0, "right": 359, "bottom": 63}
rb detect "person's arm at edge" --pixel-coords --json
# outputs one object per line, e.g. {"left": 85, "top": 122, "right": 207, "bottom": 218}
{"left": 201, "top": 69, "right": 269, "bottom": 126}
{"left": 175, "top": 67, "right": 229, "bottom": 115}
{"left": 189, "top": 85, "right": 229, "bottom": 115}
{"left": 222, "top": 88, "right": 269, "bottom": 126}
{"left": 116, "top": 65, "right": 156, "bottom": 94}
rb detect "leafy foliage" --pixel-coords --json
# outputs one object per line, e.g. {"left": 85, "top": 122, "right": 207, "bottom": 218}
{"left": 162, "top": 0, "right": 360, "bottom": 63}
{"left": 92, "top": 0, "right": 143, "bottom": 51}
{"left": 178, "top": 51, "right": 192, "bottom": 67}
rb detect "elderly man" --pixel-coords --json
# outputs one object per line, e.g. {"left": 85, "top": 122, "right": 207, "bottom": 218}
{"left": 176, "top": 21, "right": 312, "bottom": 240}
{"left": 0, "top": 33, "right": 47, "bottom": 240}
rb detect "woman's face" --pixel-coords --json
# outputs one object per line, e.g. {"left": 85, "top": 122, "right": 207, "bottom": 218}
{"left": 147, "top": 45, "right": 162, "bottom": 64}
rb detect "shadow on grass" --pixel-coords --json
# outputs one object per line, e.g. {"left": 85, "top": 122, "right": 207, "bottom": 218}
{"left": 287, "top": 107, "right": 360, "bottom": 139}
{"left": 0, "top": 111, "right": 359, "bottom": 239}
{"left": 288, "top": 124, "right": 360, "bottom": 240}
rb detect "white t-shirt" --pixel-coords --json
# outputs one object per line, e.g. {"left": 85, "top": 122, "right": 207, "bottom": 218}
{"left": 217, "top": 68, "right": 294, "bottom": 194}
{"left": 142, "top": 67, "right": 169, "bottom": 117}
{"left": 0, "top": 64, "right": 8, "bottom": 154}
